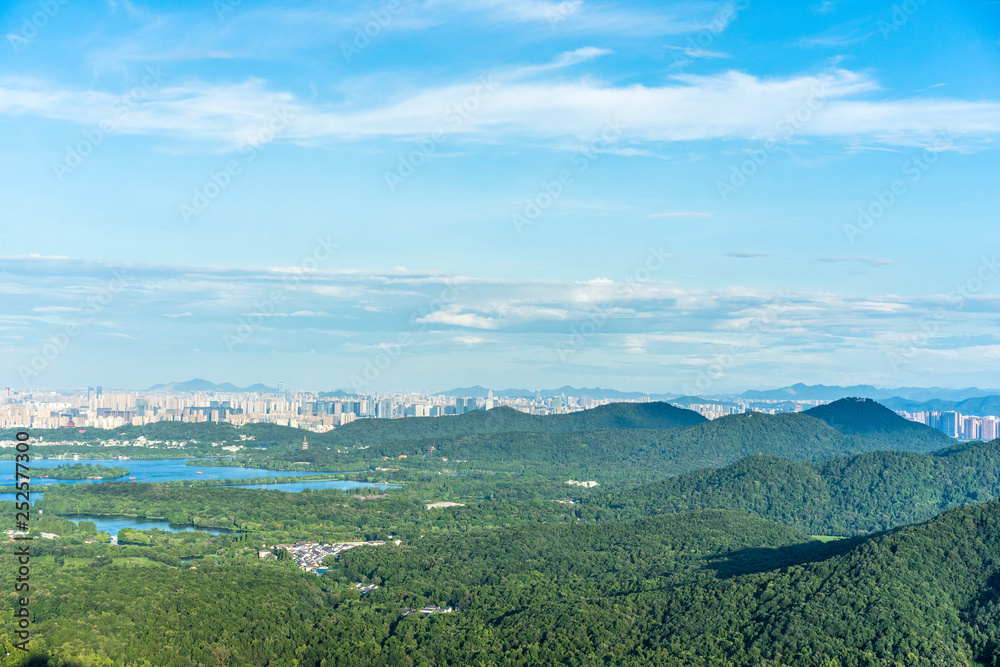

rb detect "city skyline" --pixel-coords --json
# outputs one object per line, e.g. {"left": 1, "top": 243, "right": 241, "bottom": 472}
{"left": 4, "top": 384, "right": 997, "bottom": 443}
{"left": 2, "top": 1, "right": 998, "bottom": 392}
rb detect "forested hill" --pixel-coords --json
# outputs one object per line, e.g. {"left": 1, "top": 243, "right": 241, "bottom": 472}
{"left": 805, "top": 396, "right": 953, "bottom": 448}
{"left": 591, "top": 438, "right": 1000, "bottom": 534}
{"left": 0, "top": 402, "right": 706, "bottom": 447}
{"left": 5, "top": 400, "right": 957, "bottom": 484}
{"left": 320, "top": 401, "right": 707, "bottom": 446}
{"left": 16, "top": 497, "right": 1000, "bottom": 664}
{"left": 240, "top": 407, "right": 947, "bottom": 482}
{"left": 621, "top": 499, "right": 1000, "bottom": 665}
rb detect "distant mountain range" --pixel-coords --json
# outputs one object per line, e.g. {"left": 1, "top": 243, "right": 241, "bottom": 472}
{"left": 147, "top": 379, "right": 1000, "bottom": 407}
{"left": 437, "top": 385, "right": 677, "bottom": 400}
{"left": 880, "top": 394, "right": 1000, "bottom": 417}
{"left": 734, "top": 383, "right": 1000, "bottom": 402}
{"left": 148, "top": 379, "right": 277, "bottom": 394}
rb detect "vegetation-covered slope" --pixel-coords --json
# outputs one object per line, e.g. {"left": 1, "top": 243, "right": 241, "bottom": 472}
{"left": 8, "top": 501, "right": 1000, "bottom": 666}
{"left": 592, "top": 438, "right": 1000, "bottom": 534}
{"left": 805, "top": 396, "right": 953, "bottom": 448}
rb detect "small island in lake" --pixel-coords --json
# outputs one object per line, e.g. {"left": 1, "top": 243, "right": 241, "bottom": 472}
{"left": 36, "top": 463, "right": 130, "bottom": 480}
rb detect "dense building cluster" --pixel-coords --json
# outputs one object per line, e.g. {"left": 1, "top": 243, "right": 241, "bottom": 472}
{"left": 0, "top": 387, "right": 616, "bottom": 431}
{"left": 2, "top": 386, "right": 996, "bottom": 442}
{"left": 896, "top": 410, "right": 999, "bottom": 440}
{"left": 262, "top": 540, "right": 390, "bottom": 573}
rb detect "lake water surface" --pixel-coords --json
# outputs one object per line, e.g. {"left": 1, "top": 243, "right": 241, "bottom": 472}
{"left": 1, "top": 458, "right": 397, "bottom": 537}
{"left": 9, "top": 458, "right": 330, "bottom": 486}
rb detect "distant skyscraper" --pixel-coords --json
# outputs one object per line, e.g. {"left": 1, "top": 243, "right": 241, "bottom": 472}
{"left": 940, "top": 412, "right": 961, "bottom": 438}
{"left": 982, "top": 417, "right": 999, "bottom": 441}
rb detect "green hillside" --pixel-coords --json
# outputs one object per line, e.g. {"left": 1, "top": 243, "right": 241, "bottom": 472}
{"left": 11, "top": 501, "right": 1000, "bottom": 665}
{"left": 0, "top": 402, "right": 705, "bottom": 448}
{"left": 805, "top": 396, "right": 953, "bottom": 448}
{"left": 231, "top": 411, "right": 880, "bottom": 481}
{"left": 308, "top": 401, "right": 708, "bottom": 446}
{"left": 592, "top": 438, "right": 1000, "bottom": 534}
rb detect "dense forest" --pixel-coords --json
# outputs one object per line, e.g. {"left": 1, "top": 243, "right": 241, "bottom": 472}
{"left": 591, "top": 438, "right": 1000, "bottom": 535}
{"left": 2, "top": 398, "right": 994, "bottom": 666}
{"left": 176, "top": 401, "right": 956, "bottom": 484}
{"left": 1, "top": 399, "right": 952, "bottom": 485}
{"left": 804, "top": 397, "right": 953, "bottom": 448}
{"left": 34, "top": 464, "right": 130, "bottom": 480}
{"left": 3, "top": 502, "right": 1000, "bottom": 665}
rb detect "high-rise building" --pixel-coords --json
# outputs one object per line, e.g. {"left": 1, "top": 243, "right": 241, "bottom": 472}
{"left": 939, "top": 412, "right": 961, "bottom": 438}
{"left": 982, "top": 417, "right": 999, "bottom": 441}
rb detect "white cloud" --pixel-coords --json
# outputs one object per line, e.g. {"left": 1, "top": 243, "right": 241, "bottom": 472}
{"left": 665, "top": 45, "right": 729, "bottom": 59}
{"left": 454, "top": 336, "right": 489, "bottom": 346}
{"left": 426, "top": 0, "right": 737, "bottom": 35}
{"left": 3, "top": 68, "right": 997, "bottom": 149}
{"left": 554, "top": 46, "right": 613, "bottom": 67}
{"left": 416, "top": 309, "right": 500, "bottom": 329}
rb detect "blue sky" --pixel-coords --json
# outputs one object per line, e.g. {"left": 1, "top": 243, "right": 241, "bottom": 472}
{"left": 1, "top": 0, "right": 998, "bottom": 393}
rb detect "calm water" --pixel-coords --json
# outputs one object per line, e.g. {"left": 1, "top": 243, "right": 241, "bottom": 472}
{"left": 65, "top": 515, "right": 232, "bottom": 536}
{"left": 0, "top": 458, "right": 396, "bottom": 536}
{"left": 4, "top": 458, "right": 332, "bottom": 487}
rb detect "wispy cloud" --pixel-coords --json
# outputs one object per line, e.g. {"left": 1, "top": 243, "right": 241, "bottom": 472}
{"left": 3, "top": 256, "right": 998, "bottom": 389}
{"left": 430, "top": 0, "right": 740, "bottom": 35}
{"left": 665, "top": 45, "right": 729, "bottom": 60}
{"left": 815, "top": 257, "right": 897, "bottom": 267}
{"left": 796, "top": 16, "right": 881, "bottom": 48}
{"left": 3, "top": 68, "right": 997, "bottom": 149}
{"left": 726, "top": 251, "right": 771, "bottom": 258}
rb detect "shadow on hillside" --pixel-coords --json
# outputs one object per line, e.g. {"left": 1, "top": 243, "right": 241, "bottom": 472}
{"left": 8, "top": 656, "right": 52, "bottom": 667}
{"left": 704, "top": 535, "right": 866, "bottom": 579}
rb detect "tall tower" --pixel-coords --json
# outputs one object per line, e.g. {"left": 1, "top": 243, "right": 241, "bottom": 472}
{"left": 301, "top": 436, "right": 309, "bottom": 451}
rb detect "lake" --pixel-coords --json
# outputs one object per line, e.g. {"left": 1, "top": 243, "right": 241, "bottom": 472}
{"left": 0, "top": 458, "right": 398, "bottom": 536}
{"left": 4, "top": 458, "right": 337, "bottom": 486}
{"left": 64, "top": 515, "right": 233, "bottom": 536}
